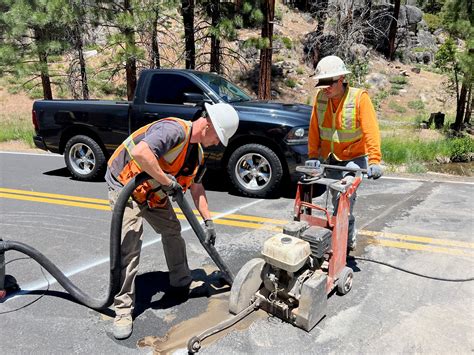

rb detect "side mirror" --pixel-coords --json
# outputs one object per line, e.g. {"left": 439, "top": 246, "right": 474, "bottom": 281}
{"left": 183, "top": 92, "right": 211, "bottom": 105}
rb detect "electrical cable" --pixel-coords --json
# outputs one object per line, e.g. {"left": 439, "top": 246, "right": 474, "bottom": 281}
{"left": 352, "top": 256, "right": 474, "bottom": 282}
{"left": 0, "top": 258, "right": 50, "bottom": 314}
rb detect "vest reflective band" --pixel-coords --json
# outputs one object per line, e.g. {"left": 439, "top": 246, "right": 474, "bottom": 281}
{"left": 108, "top": 117, "right": 203, "bottom": 208}
{"left": 316, "top": 87, "right": 364, "bottom": 144}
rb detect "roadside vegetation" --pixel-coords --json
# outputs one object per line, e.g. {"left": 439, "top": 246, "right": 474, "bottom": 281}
{"left": 0, "top": 0, "right": 472, "bottom": 174}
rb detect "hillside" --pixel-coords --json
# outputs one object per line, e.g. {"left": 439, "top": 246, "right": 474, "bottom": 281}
{"left": 0, "top": 3, "right": 471, "bottom": 175}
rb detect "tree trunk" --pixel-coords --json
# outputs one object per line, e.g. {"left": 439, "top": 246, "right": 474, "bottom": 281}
{"left": 124, "top": 0, "right": 137, "bottom": 100}
{"left": 315, "top": 0, "right": 329, "bottom": 35}
{"left": 453, "top": 81, "right": 468, "bottom": 131}
{"left": 151, "top": 15, "right": 161, "bottom": 69}
{"left": 258, "top": 0, "right": 275, "bottom": 100}
{"left": 181, "top": 0, "right": 195, "bottom": 69}
{"left": 210, "top": 0, "right": 220, "bottom": 73}
{"left": 463, "top": 84, "right": 472, "bottom": 125}
{"left": 34, "top": 29, "right": 53, "bottom": 100}
{"left": 75, "top": 26, "right": 89, "bottom": 100}
{"left": 385, "top": 0, "right": 401, "bottom": 61}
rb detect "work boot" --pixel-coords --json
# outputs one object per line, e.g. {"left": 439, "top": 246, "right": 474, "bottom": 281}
{"left": 347, "top": 229, "right": 358, "bottom": 252}
{"left": 113, "top": 314, "right": 133, "bottom": 340}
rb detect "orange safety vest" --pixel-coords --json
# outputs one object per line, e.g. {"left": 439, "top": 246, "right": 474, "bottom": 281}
{"left": 310, "top": 87, "right": 367, "bottom": 162}
{"left": 107, "top": 118, "right": 204, "bottom": 208}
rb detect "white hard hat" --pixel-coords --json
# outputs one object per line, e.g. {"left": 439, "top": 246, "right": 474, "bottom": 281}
{"left": 204, "top": 103, "right": 239, "bottom": 146}
{"left": 314, "top": 55, "right": 351, "bottom": 88}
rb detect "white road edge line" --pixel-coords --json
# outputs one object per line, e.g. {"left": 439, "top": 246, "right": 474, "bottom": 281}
{"left": 1, "top": 151, "right": 472, "bottom": 185}
{"left": 381, "top": 175, "right": 474, "bottom": 185}
{"left": 6, "top": 198, "right": 265, "bottom": 300}
{"left": 0, "top": 151, "right": 61, "bottom": 157}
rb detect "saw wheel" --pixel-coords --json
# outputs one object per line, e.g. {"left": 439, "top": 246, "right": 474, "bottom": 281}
{"left": 229, "top": 258, "right": 265, "bottom": 314}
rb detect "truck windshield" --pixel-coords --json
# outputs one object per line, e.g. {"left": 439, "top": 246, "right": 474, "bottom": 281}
{"left": 194, "top": 72, "right": 252, "bottom": 103}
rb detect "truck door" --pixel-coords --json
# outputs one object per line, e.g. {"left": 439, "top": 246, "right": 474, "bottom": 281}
{"left": 132, "top": 72, "right": 210, "bottom": 130}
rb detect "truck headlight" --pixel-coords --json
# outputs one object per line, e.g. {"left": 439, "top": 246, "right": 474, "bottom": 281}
{"left": 284, "top": 127, "right": 308, "bottom": 145}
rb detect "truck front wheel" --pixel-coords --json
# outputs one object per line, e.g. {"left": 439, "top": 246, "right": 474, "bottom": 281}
{"left": 227, "top": 143, "right": 284, "bottom": 197}
{"left": 64, "top": 135, "right": 106, "bottom": 181}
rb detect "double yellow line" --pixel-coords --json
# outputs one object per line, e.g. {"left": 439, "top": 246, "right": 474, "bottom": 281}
{"left": 0, "top": 187, "right": 283, "bottom": 231}
{"left": 1, "top": 187, "right": 473, "bottom": 257}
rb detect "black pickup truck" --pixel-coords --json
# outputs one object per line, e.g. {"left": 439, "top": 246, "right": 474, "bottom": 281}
{"left": 33, "top": 69, "right": 311, "bottom": 197}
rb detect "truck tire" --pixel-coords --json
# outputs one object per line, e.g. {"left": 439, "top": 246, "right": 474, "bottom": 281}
{"left": 227, "top": 143, "right": 284, "bottom": 197}
{"left": 64, "top": 135, "right": 106, "bottom": 181}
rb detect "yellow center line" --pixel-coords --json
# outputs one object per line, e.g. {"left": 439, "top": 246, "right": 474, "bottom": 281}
{"left": 366, "top": 238, "right": 474, "bottom": 257}
{"left": 0, "top": 187, "right": 108, "bottom": 205}
{"left": 0, "top": 192, "right": 111, "bottom": 211}
{"left": 361, "top": 230, "right": 474, "bottom": 249}
{"left": 1, "top": 188, "right": 472, "bottom": 257}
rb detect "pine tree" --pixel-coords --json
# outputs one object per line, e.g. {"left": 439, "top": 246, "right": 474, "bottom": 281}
{"left": 0, "top": 0, "right": 72, "bottom": 100}
{"left": 440, "top": 0, "right": 473, "bottom": 130}
{"left": 197, "top": 0, "right": 242, "bottom": 74}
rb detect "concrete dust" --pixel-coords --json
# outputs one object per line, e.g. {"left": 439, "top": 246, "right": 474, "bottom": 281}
{"left": 137, "top": 293, "right": 265, "bottom": 354}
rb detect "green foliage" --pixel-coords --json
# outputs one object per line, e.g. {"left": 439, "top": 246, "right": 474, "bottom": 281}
{"left": 0, "top": 116, "right": 34, "bottom": 146}
{"left": 347, "top": 59, "right": 369, "bottom": 86}
{"left": 285, "top": 78, "right": 297, "bottom": 88}
{"left": 382, "top": 135, "right": 473, "bottom": 164}
{"left": 274, "top": 4, "right": 284, "bottom": 22}
{"left": 296, "top": 67, "right": 304, "bottom": 75}
{"left": 373, "top": 90, "right": 389, "bottom": 110}
{"left": 412, "top": 47, "right": 430, "bottom": 53}
{"left": 281, "top": 37, "right": 293, "bottom": 50}
{"left": 408, "top": 100, "right": 426, "bottom": 110}
{"left": 389, "top": 76, "right": 408, "bottom": 85}
{"left": 388, "top": 100, "right": 407, "bottom": 113}
{"left": 241, "top": 1, "right": 263, "bottom": 26}
{"left": 390, "top": 87, "right": 400, "bottom": 95}
{"left": 0, "top": 0, "right": 74, "bottom": 97}
{"left": 449, "top": 137, "right": 474, "bottom": 161}
{"left": 423, "top": 13, "right": 442, "bottom": 32}
{"left": 243, "top": 37, "right": 271, "bottom": 50}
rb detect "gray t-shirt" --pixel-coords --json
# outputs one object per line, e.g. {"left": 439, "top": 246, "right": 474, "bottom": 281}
{"left": 105, "top": 120, "right": 186, "bottom": 190}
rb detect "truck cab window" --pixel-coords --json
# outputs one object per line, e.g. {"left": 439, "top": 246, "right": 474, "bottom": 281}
{"left": 146, "top": 74, "right": 203, "bottom": 104}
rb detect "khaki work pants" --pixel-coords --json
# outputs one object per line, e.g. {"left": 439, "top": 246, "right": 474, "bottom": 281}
{"left": 108, "top": 189, "right": 192, "bottom": 316}
{"left": 325, "top": 156, "right": 368, "bottom": 246}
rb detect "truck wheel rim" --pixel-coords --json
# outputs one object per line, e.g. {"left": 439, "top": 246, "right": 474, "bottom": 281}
{"left": 234, "top": 153, "right": 271, "bottom": 191}
{"left": 69, "top": 143, "right": 95, "bottom": 175}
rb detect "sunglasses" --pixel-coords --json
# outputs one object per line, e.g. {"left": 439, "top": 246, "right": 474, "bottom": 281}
{"left": 317, "top": 79, "right": 340, "bottom": 88}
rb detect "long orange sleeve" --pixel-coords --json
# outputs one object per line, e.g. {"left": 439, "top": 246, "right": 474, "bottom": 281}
{"left": 308, "top": 96, "right": 321, "bottom": 159}
{"left": 359, "top": 92, "right": 382, "bottom": 165}
{"left": 307, "top": 88, "right": 382, "bottom": 164}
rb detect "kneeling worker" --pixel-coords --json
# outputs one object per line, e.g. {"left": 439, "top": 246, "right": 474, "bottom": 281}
{"left": 105, "top": 103, "right": 239, "bottom": 339}
{"left": 308, "top": 55, "right": 383, "bottom": 251}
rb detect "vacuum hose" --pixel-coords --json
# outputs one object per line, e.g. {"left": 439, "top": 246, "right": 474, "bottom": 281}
{"left": 0, "top": 172, "right": 235, "bottom": 309}
{"left": 0, "top": 172, "right": 154, "bottom": 310}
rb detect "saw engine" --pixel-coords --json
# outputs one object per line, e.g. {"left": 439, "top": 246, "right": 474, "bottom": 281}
{"left": 188, "top": 164, "right": 362, "bottom": 353}
{"left": 230, "top": 221, "right": 336, "bottom": 331}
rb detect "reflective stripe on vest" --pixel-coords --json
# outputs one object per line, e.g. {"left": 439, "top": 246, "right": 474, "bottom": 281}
{"left": 315, "top": 87, "right": 364, "bottom": 143}
{"left": 109, "top": 118, "right": 202, "bottom": 207}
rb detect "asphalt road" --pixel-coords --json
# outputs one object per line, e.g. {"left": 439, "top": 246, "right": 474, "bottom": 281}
{"left": 1, "top": 151, "right": 473, "bottom": 354}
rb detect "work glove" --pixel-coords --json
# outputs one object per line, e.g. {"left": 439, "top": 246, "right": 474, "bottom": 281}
{"left": 161, "top": 174, "right": 182, "bottom": 196}
{"left": 204, "top": 219, "right": 216, "bottom": 246}
{"left": 367, "top": 164, "right": 383, "bottom": 180}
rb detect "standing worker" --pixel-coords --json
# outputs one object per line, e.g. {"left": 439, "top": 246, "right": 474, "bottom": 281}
{"left": 105, "top": 103, "right": 239, "bottom": 340}
{"left": 308, "top": 55, "right": 383, "bottom": 251}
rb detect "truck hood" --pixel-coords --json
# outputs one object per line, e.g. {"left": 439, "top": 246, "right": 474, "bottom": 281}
{"left": 231, "top": 100, "right": 312, "bottom": 127}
